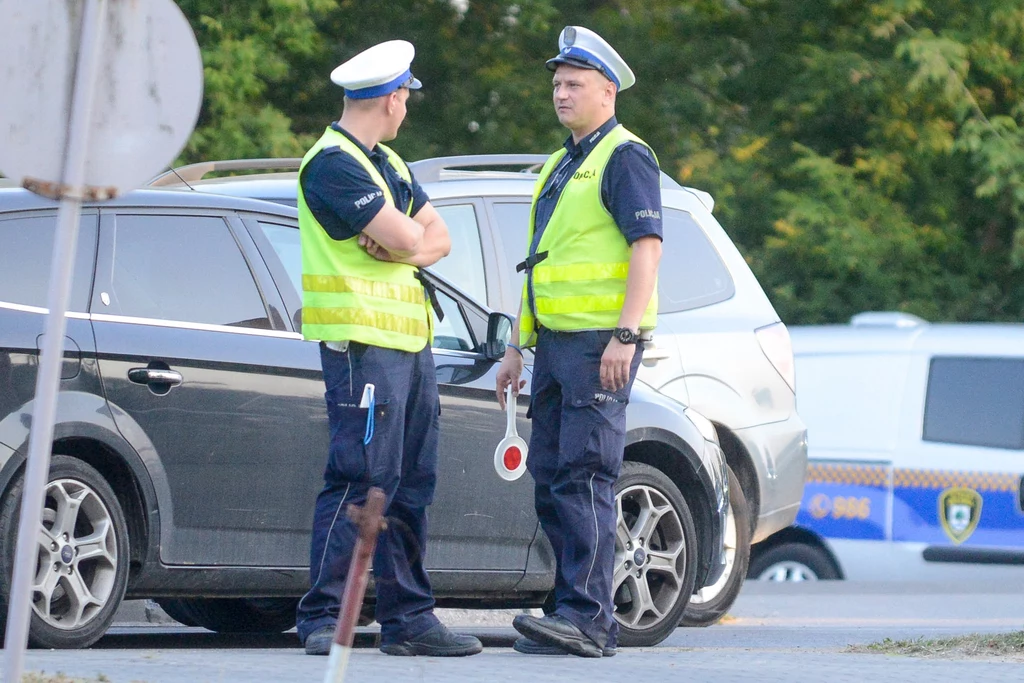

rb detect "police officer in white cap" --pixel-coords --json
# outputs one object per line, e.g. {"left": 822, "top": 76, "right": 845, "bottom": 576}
{"left": 496, "top": 26, "right": 664, "bottom": 657}
{"left": 295, "top": 39, "right": 482, "bottom": 658}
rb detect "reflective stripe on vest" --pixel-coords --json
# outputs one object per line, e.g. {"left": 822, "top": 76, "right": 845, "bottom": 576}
{"left": 298, "top": 127, "right": 431, "bottom": 351}
{"left": 519, "top": 125, "right": 659, "bottom": 347}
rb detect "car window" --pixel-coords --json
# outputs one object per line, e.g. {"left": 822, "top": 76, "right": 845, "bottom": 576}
{"left": 658, "top": 209, "right": 735, "bottom": 313}
{"left": 489, "top": 203, "right": 736, "bottom": 315}
{"left": 490, "top": 201, "right": 532, "bottom": 301}
{"left": 923, "top": 357, "right": 1024, "bottom": 450}
{"left": 256, "top": 212, "right": 487, "bottom": 307}
{"left": 258, "top": 221, "right": 302, "bottom": 296}
{"left": 0, "top": 213, "right": 96, "bottom": 310}
{"left": 431, "top": 289, "right": 476, "bottom": 352}
{"left": 431, "top": 204, "right": 487, "bottom": 304}
{"left": 106, "top": 215, "right": 271, "bottom": 329}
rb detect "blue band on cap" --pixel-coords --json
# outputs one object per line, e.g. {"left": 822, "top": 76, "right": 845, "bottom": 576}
{"left": 560, "top": 47, "right": 620, "bottom": 88}
{"left": 344, "top": 69, "right": 413, "bottom": 100}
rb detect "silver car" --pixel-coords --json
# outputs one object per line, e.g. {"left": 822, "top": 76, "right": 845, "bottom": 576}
{"left": 152, "top": 153, "right": 808, "bottom": 626}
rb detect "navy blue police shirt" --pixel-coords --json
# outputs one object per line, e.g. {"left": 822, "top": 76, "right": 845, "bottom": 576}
{"left": 530, "top": 116, "right": 663, "bottom": 258}
{"left": 301, "top": 123, "right": 429, "bottom": 241}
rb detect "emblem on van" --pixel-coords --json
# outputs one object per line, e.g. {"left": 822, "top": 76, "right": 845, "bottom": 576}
{"left": 939, "top": 488, "right": 982, "bottom": 544}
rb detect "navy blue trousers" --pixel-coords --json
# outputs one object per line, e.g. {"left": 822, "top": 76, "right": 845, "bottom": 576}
{"left": 527, "top": 328, "right": 643, "bottom": 649}
{"left": 296, "top": 342, "right": 440, "bottom": 645}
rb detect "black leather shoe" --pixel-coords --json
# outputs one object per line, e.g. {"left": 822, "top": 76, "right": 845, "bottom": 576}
{"left": 380, "top": 623, "right": 483, "bottom": 657}
{"left": 513, "top": 636, "right": 617, "bottom": 657}
{"left": 512, "top": 614, "right": 603, "bottom": 658}
{"left": 303, "top": 625, "right": 335, "bottom": 656}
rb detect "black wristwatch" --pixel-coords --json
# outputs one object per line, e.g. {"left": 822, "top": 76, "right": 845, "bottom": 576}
{"left": 613, "top": 327, "right": 640, "bottom": 345}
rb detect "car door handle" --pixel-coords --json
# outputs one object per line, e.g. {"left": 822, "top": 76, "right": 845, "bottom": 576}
{"left": 127, "top": 368, "right": 183, "bottom": 387}
{"left": 641, "top": 344, "right": 672, "bottom": 366}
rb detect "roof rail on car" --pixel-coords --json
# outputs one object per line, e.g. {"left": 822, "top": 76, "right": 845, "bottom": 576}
{"left": 408, "top": 155, "right": 550, "bottom": 182}
{"left": 408, "top": 154, "right": 688, "bottom": 194}
{"left": 849, "top": 311, "right": 928, "bottom": 328}
{"left": 148, "top": 158, "right": 302, "bottom": 187}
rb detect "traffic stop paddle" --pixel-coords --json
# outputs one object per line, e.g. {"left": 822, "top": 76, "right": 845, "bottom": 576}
{"left": 0, "top": 2, "right": 201, "bottom": 681}
{"left": 324, "top": 486, "right": 388, "bottom": 683}
{"left": 494, "top": 384, "right": 529, "bottom": 481}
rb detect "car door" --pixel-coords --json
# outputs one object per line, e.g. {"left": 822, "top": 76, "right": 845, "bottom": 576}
{"left": 243, "top": 217, "right": 538, "bottom": 584}
{"left": 426, "top": 282, "right": 537, "bottom": 578}
{"left": 0, "top": 209, "right": 99, "bottom": 431}
{"left": 893, "top": 353, "right": 1024, "bottom": 560}
{"left": 90, "top": 209, "right": 324, "bottom": 567}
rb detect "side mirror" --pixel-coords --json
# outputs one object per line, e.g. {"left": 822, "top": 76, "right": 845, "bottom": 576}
{"left": 484, "top": 312, "right": 514, "bottom": 361}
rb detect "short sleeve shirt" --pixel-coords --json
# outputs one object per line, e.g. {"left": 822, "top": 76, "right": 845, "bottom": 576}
{"left": 530, "top": 116, "right": 663, "bottom": 257}
{"left": 300, "top": 123, "right": 430, "bottom": 241}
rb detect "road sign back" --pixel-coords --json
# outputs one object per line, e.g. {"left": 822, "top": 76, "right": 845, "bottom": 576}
{"left": 0, "top": 0, "right": 203, "bottom": 197}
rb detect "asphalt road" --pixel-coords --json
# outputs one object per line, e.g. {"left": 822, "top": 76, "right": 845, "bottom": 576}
{"left": 10, "top": 581, "right": 1024, "bottom": 683}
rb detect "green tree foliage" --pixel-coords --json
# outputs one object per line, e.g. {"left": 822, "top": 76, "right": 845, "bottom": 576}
{"left": 176, "top": 0, "right": 338, "bottom": 161}
{"left": 177, "top": 0, "right": 1024, "bottom": 323}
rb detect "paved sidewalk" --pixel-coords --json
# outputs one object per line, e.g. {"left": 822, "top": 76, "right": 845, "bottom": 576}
{"left": 11, "top": 582, "right": 1024, "bottom": 683}
{"left": 15, "top": 633, "right": 1024, "bottom": 683}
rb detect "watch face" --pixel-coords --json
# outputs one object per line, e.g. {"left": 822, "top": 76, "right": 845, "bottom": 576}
{"left": 616, "top": 328, "right": 636, "bottom": 344}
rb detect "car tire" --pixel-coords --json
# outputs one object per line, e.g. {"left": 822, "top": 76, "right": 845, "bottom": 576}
{"left": 680, "top": 466, "right": 751, "bottom": 627}
{"left": 614, "top": 461, "right": 698, "bottom": 647}
{"left": 155, "top": 597, "right": 299, "bottom": 633}
{"left": 0, "top": 455, "right": 130, "bottom": 649}
{"left": 747, "top": 542, "right": 840, "bottom": 582}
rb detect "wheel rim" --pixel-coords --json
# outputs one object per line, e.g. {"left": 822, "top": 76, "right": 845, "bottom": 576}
{"left": 689, "top": 500, "right": 737, "bottom": 605}
{"left": 756, "top": 561, "right": 818, "bottom": 582}
{"left": 613, "top": 483, "right": 688, "bottom": 630}
{"left": 33, "top": 478, "right": 119, "bottom": 630}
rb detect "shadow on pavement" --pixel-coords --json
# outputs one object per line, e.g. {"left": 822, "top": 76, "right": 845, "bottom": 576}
{"left": 94, "top": 627, "right": 518, "bottom": 650}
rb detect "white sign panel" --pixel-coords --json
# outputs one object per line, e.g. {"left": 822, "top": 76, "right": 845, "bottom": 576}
{"left": 0, "top": 0, "right": 203, "bottom": 196}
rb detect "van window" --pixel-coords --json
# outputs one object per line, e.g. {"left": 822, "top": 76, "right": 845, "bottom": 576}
{"left": 658, "top": 209, "right": 735, "bottom": 313}
{"left": 923, "top": 357, "right": 1024, "bottom": 450}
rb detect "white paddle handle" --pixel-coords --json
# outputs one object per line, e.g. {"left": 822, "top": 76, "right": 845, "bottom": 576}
{"left": 505, "top": 384, "right": 518, "bottom": 438}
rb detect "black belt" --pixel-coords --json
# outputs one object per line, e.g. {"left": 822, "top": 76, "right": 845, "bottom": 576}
{"left": 516, "top": 251, "right": 549, "bottom": 273}
{"left": 414, "top": 269, "right": 444, "bottom": 322}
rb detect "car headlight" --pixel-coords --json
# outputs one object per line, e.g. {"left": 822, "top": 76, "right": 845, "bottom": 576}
{"left": 684, "top": 408, "right": 719, "bottom": 445}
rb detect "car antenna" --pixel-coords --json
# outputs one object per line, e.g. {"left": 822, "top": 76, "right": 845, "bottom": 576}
{"left": 166, "top": 164, "right": 195, "bottom": 191}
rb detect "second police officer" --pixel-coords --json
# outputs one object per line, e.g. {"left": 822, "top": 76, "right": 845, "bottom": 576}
{"left": 496, "top": 26, "right": 664, "bottom": 658}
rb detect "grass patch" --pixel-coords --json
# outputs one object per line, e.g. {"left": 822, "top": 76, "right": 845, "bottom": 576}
{"left": 848, "top": 631, "right": 1024, "bottom": 660}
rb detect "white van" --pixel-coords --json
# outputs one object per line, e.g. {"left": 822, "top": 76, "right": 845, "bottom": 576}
{"left": 748, "top": 312, "right": 1024, "bottom": 582}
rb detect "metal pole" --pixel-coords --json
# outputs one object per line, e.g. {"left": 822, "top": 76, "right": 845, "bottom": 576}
{"left": 4, "top": 1, "right": 108, "bottom": 680}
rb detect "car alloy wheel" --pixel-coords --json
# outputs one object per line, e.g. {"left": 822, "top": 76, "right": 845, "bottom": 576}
{"left": 747, "top": 542, "right": 840, "bottom": 582}
{"left": 612, "top": 462, "right": 697, "bottom": 647}
{"left": 0, "top": 455, "right": 129, "bottom": 649}
{"left": 756, "top": 561, "right": 819, "bottom": 582}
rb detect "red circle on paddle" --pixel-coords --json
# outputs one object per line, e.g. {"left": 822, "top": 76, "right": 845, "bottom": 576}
{"left": 503, "top": 446, "right": 522, "bottom": 471}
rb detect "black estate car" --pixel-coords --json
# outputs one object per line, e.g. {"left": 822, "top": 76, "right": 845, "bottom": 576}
{"left": 0, "top": 186, "right": 726, "bottom": 649}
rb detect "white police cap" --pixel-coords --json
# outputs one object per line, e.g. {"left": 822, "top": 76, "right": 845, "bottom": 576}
{"left": 330, "top": 39, "right": 423, "bottom": 100}
{"left": 546, "top": 26, "right": 635, "bottom": 91}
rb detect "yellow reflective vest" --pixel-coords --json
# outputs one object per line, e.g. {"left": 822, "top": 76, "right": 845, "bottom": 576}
{"left": 298, "top": 127, "right": 431, "bottom": 352}
{"left": 519, "top": 124, "right": 659, "bottom": 348}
